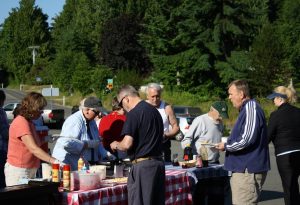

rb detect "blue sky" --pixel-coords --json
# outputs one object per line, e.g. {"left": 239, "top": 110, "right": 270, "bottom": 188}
{"left": 0, "top": 0, "right": 65, "bottom": 25}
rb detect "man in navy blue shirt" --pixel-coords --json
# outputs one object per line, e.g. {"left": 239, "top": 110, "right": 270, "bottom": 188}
{"left": 110, "top": 85, "right": 165, "bottom": 205}
{"left": 216, "top": 80, "right": 270, "bottom": 205}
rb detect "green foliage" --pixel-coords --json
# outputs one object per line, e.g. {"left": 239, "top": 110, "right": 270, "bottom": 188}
{"left": 114, "top": 69, "right": 145, "bottom": 90}
{"left": 92, "top": 65, "right": 114, "bottom": 94}
{"left": 100, "top": 14, "right": 151, "bottom": 74}
{"left": 71, "top": 53, "right": 93, "bottom": 96}
{"left": 1, "top": 0, "right": 300, "bottom": 100}
{"left": 0, "top": 0, "right": 50, "bottom": 83}
{"left": 249, "top": 23, "right": 293, "bottom": 96}
{"left": 140, "top": 0, "right": 265, "bottom": 96}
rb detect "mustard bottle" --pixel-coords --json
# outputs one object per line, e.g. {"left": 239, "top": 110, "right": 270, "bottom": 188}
{"left": 78, "top": 157, "right": 84, "bottom": 171}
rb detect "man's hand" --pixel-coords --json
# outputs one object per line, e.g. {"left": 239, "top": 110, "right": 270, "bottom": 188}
{"left": 53, "top": 159, "right": 66, "bottom": 168}
{"left": 106, "top": 151, "right": 117, "bottom": 160}
{"left": 215, "top": 142, "right": 225, "bottom": 151}
{"left": 110, "top": 141, "right": 119, "bottom": 152}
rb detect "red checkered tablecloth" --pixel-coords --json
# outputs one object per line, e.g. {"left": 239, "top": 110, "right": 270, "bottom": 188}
{"left": 165, "top": 169, "right": 193, "bottom": 205}
{"left": 62, "top": 169, "right": 192, "bottom": 205}
{"left": 64, "top": 184, "right": 128, "bottom": 205}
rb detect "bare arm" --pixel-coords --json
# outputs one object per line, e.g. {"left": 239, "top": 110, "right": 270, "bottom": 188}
{"left": 165, "top": 105, "right": 179, "bottom": 138}
{"left": 21, "top": 134, "right": 57, "bottom": 163}
{"left": 110, "top": 135, "right": 133, "bottom": 152}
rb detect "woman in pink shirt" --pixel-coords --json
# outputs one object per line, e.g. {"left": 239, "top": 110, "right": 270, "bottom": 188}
{"left": 5, "top": 92, "right": 60, "bottom": 186}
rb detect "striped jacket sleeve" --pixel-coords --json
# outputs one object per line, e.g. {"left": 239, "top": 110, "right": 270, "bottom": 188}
{"left": 226, "top": 101, "right": 258, "bottom": 152}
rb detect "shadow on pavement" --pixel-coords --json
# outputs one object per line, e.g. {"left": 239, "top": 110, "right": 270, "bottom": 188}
{"left": 260, "top": 190, "right": 284, "bottom": 201}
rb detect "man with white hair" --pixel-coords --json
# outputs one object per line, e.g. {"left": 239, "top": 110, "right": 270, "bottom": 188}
{"left": 146, "top": 83, "right": 179, "bottom": 162}
{"left": 52, "top": 96, "right": 113, "bottom": 170}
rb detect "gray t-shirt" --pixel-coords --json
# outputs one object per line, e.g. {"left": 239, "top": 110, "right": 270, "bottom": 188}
{"left": 181, "top": 113, "right": 224, "bottom": 162}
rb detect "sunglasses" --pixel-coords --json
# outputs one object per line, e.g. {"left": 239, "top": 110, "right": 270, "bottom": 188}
{"left": 91, "top": 109, "right": 100, "bottom": 116}
{"left": 118, "top": 95, "right": 127, "bottom": 108}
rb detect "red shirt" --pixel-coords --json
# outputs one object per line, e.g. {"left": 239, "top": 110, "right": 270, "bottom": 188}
{"left": 99, "top": 111, "right": 126, "bottom": 149}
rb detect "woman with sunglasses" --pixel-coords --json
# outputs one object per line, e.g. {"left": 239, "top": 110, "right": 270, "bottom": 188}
{"left": 267, "top": 85, "right": 300, "bottom": 205}
{"left": 5, "top": 92, "right": 60, "bottom": 186}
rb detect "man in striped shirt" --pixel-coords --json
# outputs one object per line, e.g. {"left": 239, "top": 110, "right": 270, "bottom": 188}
{"left": 216, "top": 79, "right": 270, "bottom": 205}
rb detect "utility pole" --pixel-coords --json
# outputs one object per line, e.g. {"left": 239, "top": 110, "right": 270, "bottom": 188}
{"left": 28, "top": 46, "right": 40, "bottom": 65}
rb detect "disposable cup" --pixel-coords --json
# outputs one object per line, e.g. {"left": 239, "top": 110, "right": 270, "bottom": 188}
{"left": 41, "top": 163, "right": 52, "bottom": 179}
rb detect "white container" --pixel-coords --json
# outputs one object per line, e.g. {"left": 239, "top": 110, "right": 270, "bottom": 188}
{"left": 70, "top": 171, "right": 80, "bottom": 191}
{"left": 89, "top": 165, "right": 106, "bottom": 180}
{"left": 41, "top": 163, "right": 52, "bottom": 179}
{"left": 78, "top": 173, "right": 100, "bottom": 190}
{"left": 114, "top": 164, "right": 124, "bottom": 178}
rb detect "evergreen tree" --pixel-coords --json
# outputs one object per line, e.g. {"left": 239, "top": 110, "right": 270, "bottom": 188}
{"left": 140, "top": 0, "right": 266, "bottom": 97}
{"left": 0, "top": 0, "right": 50, "bottom": 83}
{"left": 100, "top": 14, "right": 151, "bottom": 74}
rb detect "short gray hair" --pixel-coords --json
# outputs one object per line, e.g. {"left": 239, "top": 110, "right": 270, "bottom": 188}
{"left": 228, "top": 79, "right": 250, "bottom": 98}
{"left": 118, "top": 85, "right": 139, "bottom": 99}
{"left": 146, "top": 83, "right": 162, "bottom": 94}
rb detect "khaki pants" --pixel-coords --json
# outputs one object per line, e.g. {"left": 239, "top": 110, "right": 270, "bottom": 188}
{"left": 4, "top": 162, "right": 37, "bottom": 186}
{"left": 230, "top": 170, "right": 267, "bottom": 205}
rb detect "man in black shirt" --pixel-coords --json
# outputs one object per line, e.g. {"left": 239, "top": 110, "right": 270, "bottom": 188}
{"left": 110, "top": 85, "right": 165, "bottom": 205}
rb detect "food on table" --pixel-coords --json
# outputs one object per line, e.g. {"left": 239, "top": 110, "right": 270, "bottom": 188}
{"left": 179, "top": 159, "right": 196, "bottom": 168}
{"left": 101, "top": 177, "right": 128, "bottom": 187}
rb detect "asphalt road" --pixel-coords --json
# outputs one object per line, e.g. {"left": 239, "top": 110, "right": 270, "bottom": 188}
{"left": 3, "top": 88, "right": 72, "bottom": 118}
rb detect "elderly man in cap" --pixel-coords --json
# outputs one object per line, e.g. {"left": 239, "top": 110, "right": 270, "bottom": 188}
{"left": 181, "top": 101, "right": 229, "bottom": 164}
{"left": 52, "top": 96, "right": 113, "bottom": 170}
{"left": 181, "top": 101, "right": 229, "bottom": 205}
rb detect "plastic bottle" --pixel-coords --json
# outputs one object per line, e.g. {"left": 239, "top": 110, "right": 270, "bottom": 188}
{"left": 78, "top": 157, "right": 84, "bottom": 171}
{"left": 183, "top": 144, "right": 193, "bottom": 161}
{"left": 52, "top": 163, "right": 60, "bottom": 182}
{"left": 63, "top": 164, "right": 71, "bottom": 191}
{"left": 196, "top": 155, "right": 203, "bottom": 168}
{"left": 200, "top": 146, "right": 209, "bottom": 167}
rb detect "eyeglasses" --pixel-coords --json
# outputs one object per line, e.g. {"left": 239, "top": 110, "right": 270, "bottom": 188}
{"left": 118, "top": 95, "right": 127, "bottom": 108}
{"left": 91, "top": 109, "right": 100, "bottom": 116}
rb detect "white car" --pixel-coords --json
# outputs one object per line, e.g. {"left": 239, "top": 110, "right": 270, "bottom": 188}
{"left": 174, "top": 116, "right": 195, "bottom": 141}
{"left": 3, "top": 102, "right": 65, "bottom": 128}
{"left": 3, "top": 102, "right": 19, "bottom": 123}
{"left": 173, "top": 105, "right": 201, "bottom": 117}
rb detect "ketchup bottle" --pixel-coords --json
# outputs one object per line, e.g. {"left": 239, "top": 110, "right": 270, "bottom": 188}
{"left": 183, "top": 144, "right": 193, "bottom": 161}
{"left": 63, "top": 164, "right": 71, "bottom": 191}
{"left": 52, "top": 163, "right": 60, "bottom": 182}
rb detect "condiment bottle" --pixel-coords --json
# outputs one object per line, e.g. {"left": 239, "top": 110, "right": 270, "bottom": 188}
{"left": 63, "top": 164, "right": 71, "bottom": 191}
{"left": 183, "top": 144, "right": 193, "bottom": 161}
{"left": 52, "top": 163, "right": 60, "bottom": 182}
{"left": 199, "top": 145, "right": 209, "bottom": 167}
{"left": 196, "top": 155, "right": 203, "bottom": 168}
{"left": 78, "top": 157, "right": 84, "bottom": 171}
{"left": 172, "top": 153, "right": 179, "bottom": 166}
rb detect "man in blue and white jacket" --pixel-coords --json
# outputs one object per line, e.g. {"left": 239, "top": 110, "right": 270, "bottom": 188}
{"left": 216, "top": 79, "right": 270, "bottom": 205}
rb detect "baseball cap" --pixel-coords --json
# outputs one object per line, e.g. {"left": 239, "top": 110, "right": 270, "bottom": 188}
{"left": 83, "top": 96, "right": 102, "bottom": 112}
{"left": 266, "top": 92, "right": 287, "bottom": 100}
{"left": 212, "top": 101, "right": 229, "bottom": 119}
